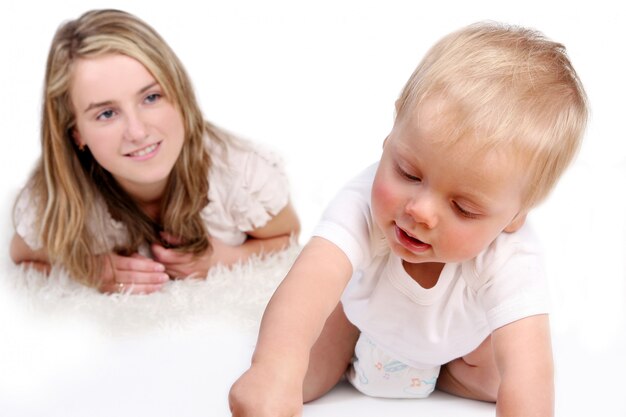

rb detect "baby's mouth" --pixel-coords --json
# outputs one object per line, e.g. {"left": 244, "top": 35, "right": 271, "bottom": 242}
{"left": 400, "top": 228, "right": 424, "bottom": 244}
{"left": 395, "top": 224, "right": 432, "bottom": 252}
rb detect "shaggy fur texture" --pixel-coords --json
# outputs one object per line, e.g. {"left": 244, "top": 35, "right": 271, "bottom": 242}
{"left": 0, "top": 244, "right": 301, "bottom": 338}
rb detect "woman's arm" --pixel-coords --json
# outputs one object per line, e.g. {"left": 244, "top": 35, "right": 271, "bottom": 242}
{"left": 10, "top": 233, "right": 51, "bottom": 273}
{"left": 229, "top": 236, "right": 353, "bottom": 417}
{"left": 493, "top": 314, "right": 554, "bottom": 417}
{"left": 152, "top": 201, "right": 300, "bottom": 277}
{"left": 11, "top": 232, "right": 169, "bottom": 293}
{"left": 234, "top": 200, "right": 301, "bottom": 259}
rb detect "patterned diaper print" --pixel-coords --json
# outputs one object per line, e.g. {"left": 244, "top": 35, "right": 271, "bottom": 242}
{"left": 346, "top": 333, "right": 440, "bottom": 399}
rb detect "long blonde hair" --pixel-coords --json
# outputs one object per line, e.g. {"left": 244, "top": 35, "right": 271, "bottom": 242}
{"left": 23, "top": 9, "right": 227, "bottom": 285}
{"left": 396, "top": 22, "right": 588, "bottom": 209}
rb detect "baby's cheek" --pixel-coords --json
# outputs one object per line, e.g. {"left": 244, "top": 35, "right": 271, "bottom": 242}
{"left": 371, "top": 178, "right": 384, "bottom": 203}
{"left": 371, "top": 178, "right": 397, "bottom": 216}
{"left": 447, "top": 227, "right": 492, "bottom": 261}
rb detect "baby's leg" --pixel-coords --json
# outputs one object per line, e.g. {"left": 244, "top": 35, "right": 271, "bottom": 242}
{"left": 436, "top": 335, "right": 500, "bottom": 402}
{"left": 302, "top": 302, "right": 360, "bottom": 402}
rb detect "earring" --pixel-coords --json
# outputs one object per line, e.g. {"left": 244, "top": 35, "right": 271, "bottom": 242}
{"left": 78, "top": 143, "right": 86, "bottom": 152}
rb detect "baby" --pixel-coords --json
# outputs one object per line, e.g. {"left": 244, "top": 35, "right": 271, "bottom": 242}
{"left": 230, "top": 22, "right": 587, "bottom": 416}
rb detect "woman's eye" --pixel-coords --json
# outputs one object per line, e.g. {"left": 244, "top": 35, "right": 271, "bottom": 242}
{"left": 96, "top": 109, "right": 115, "bottom": 120}
{"left": 145, "top": 93, "right": 161, "bottom": 103}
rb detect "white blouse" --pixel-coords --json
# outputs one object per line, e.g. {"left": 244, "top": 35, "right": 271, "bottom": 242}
{"left": 14, "top": 136, "right": 290, "bottom": 253}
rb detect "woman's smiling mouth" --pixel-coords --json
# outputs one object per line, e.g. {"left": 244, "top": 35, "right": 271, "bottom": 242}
{"left": 126, "top": 141, "right": 161, "bottom": 158}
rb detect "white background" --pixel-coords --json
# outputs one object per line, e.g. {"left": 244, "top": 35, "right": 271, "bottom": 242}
{"left": 1, "top": 0, "right": 624, "bottom": 416}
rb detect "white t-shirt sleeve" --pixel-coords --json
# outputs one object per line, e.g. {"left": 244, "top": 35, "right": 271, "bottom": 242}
{"left": 469, "top": 225, "right": 551, "bottom": 331}
{"left": 312, "top": 164, "right": 379, "bottom": 270}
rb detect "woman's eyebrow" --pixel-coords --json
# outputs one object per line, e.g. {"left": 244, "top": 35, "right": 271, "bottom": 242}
{"left": 84, "top": 100, "right": 112, "bottom": 113}
{"left": 83, "top": 82, "right": 159, "bottom": 114}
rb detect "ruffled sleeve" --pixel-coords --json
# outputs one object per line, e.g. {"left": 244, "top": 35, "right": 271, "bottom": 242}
{"left": 202, "top": 139, "right": 290, "bottom": 245}
{"left": 13, "top": 185, "right": 44, "bottom": 250}
{"left": 13, "top": 184, "right": 130, "bottom": 255}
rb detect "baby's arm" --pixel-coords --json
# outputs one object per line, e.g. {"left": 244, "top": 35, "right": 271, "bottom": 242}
{"left": 492, "top": 314, "right": 554, "bottom": 416}
{"left": 229, "top": 236, "right": 352, "bottom": 417}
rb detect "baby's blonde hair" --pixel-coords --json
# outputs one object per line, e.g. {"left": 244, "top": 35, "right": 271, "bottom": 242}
{"left": 397, "top": 22, "right": 588, "bottom": 209}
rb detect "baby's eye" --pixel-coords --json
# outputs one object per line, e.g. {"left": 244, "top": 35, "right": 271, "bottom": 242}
{"left": 403, "top": 172, "right": 421, "bottom": 182}
{"left": 397, "top": 166, "right": 421, "bottom": 182}
{"left": 453, "top": 201, "right": 479, "bottom": 219}
{"left": 96, "top": 109, "right": 115, "bottom": 121}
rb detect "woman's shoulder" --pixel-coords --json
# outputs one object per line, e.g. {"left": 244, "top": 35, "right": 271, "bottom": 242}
{"left": 202, "top": 131, "right": 290, "bottom": 235}
{"left": 12, "top": 181, "right": 44, "bottom": 249}
{"left": 205, "top": 132, "right": 286, "bottom": 187}
{"left": 207, "top": 132, "right": 282, "bottom": 170}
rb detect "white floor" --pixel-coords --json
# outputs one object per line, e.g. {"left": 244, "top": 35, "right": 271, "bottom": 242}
{"left": 0, "top": 316, "right": 623, "bottom": 417}
{"left": 1, "top": 1, "right": 625, "bottom": 416}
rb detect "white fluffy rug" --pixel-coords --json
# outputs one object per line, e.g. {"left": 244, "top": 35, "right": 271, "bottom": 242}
{"left": 0, "top": 245, "right": 304, "bottom": 417}
{"left": 0, "top": 244, "right": 301, "bottom": 338}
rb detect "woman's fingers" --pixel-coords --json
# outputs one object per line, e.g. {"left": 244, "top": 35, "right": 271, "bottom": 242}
{"left": 97, "top": 253, "right": 170, "bottom": 294}
{"left": 101, "top": 281, "right": 165, "bottom": 295}
{"left": 113, "top": 268, "right": 170, "bottom": 285}
{"left": 115, "top": 253, "right": 166, "bottom": 274}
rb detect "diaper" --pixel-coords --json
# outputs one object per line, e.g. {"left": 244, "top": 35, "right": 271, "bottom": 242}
{"left": 346, "top": 333, "right": 440, "bottom": 399}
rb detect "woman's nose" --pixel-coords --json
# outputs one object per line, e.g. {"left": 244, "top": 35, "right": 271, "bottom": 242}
{"left": 123, "top": 110, "right": 148, "bottom": 142}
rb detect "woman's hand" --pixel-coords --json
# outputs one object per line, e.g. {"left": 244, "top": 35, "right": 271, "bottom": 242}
{"left": 97, "top": 252, "right": 170, "bottom": 294}
{"left": 151, "top": 201, "right": 300, "bottom": 279}
{"left": 151, "top": 236, "right": 245, "bottom": 279}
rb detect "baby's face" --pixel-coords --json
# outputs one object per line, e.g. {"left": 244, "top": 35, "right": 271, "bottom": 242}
{"left": 371, "top": 99, "right": 527, "bottom": 266}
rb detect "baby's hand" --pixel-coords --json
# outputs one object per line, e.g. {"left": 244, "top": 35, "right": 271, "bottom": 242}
{"left": 229, "top": 364, "right": 303, "bottom": 417}
{"left": 98, "top": 252, "right": 169, "bottom": 294}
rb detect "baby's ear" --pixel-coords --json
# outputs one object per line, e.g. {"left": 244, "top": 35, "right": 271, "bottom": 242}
{"left": 504, "top": 212, "right": 527, "bottom": 233}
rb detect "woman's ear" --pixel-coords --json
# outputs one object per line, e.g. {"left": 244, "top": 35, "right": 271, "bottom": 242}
{"left": 71, "top": 128, "right": 85, "bottom": 150}
{"left": 504, "top": 212, "right": 527, "bottom": 233}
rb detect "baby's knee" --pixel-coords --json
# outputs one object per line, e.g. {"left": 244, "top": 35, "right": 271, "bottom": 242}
{"left": 303, "top": 304, "right": 360, "bottom": 402}
{"left": 439, "top": 356, "right": 500, "bottom": 402}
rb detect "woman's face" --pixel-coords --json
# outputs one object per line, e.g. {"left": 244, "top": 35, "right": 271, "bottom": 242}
{"left": 70, "top": 53, "right": 185, "bottom": 202}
